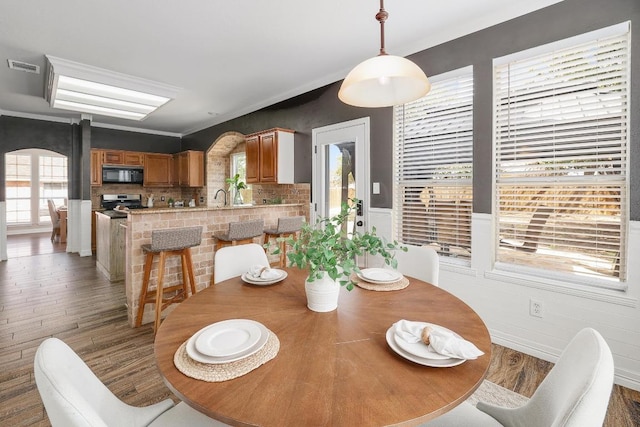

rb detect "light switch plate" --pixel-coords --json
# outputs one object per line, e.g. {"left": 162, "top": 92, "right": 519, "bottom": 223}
{"left": 372, "top": 182, "right": 380, "bottom": 194}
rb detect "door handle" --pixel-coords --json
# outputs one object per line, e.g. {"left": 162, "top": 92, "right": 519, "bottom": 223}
{"left": 356, "top": 199, "right": 363, "bottom": 217}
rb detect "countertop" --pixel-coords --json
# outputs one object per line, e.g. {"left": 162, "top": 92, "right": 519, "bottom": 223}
{"left": 127, "top": 203, "right": 303, "bottom": 215}
{"left": 95, "top": 210, "right": 128, "bottom": 219}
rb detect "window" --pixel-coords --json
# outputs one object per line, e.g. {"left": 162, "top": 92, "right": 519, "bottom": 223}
{"left": 39, "top": 155, "right": 68, "bottom": 222}
{"left": 393, "top": 67, "right": 474, "bottom": 264}
{"left": 230, "top": 152, "right": 252, "bottom": 203}
{"left": 494, "top": 23, "right": 629, "bottom": 287}
{"left": 5, "top": 154, "right": 32, "bottom": 224}
{"left": 5, "top": 150, "right": 68, "bottom": 226}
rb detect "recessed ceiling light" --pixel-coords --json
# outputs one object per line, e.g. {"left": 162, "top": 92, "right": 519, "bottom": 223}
{"left": 45, "top": 55, "right": 181, "bottom": 121}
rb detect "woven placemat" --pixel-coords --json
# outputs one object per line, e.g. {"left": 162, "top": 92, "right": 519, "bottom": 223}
{"left": 174, "top": 331, "right": 280, "bottom": 382}
{"left": 350, "top": 273, "right": 410, "bottom": 291}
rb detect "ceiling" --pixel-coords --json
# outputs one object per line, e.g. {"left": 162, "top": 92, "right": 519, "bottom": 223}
{"left": 0, "top": 0, "right": 563, "bottom": 137}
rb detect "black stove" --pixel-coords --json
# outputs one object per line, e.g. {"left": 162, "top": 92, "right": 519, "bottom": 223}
{"left": 100, "top": 194, "right": 146, "bottom": 210}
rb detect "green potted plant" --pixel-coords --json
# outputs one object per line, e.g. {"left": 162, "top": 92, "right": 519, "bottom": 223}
{"left": 276, "top": 198, "right": 405, "bottom": 312}
{"left": 225, "top": 173, "right": 247, "bottom": 205}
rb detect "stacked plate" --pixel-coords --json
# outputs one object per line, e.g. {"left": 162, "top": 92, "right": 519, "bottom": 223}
{"left": 386, "top": 322, "right": 466, "bottom": 368}
{"left": 357, "top": 268, "right": 403, "bottom": 284}
{"left": 241, "top": 268, "right": 288, "bottom": 285}
{"left": 186, "top": 319, "right": 269, "bottom": 364}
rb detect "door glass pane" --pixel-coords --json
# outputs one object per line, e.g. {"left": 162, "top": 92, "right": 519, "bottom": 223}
{"left": 324, "top": 142, "right": 356, "bottom": 234}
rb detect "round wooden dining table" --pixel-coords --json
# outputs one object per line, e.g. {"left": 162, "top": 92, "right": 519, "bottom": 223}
{"left": 154, "top": 268, "right": 491, "bottom": 427}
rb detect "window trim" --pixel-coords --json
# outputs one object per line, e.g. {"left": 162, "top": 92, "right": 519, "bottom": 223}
{"left": 491, "top": 22, "right": 630, "bottom": 290}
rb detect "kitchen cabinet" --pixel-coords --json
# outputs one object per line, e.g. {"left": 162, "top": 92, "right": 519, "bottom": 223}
{"left": 123, "top": 151, "right": 144, "bottom": 166}
{"left": 245, "top": 128, "right": 295, "bottom": 184}
{"left": 90, "top": 149, "right": 103, "bottom": 186}
{"left": 102, "top": 150, "right": 144, "bottom": 166}
{"left": 176, "top": 150, "right": 204, "bottom": 187}
{"left": 143, "top": 153, "right": 173, "bottom": 187}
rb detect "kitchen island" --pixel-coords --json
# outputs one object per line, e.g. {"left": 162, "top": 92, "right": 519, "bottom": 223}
{"left": 95, "top": 210, "right": 128, "bottom": 282}
{"left": 123, "top": 203, "right": 307, "bottom": 327}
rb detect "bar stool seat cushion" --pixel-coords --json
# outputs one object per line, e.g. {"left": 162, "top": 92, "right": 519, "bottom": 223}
{"left": 264, "top": 216, "right": 304, "bottom": 235}
{"left": 214, "top": 219, "right": 264, "bottom": 242}
{"left": 145, "top": 226, "right": 203, "bottom": 252}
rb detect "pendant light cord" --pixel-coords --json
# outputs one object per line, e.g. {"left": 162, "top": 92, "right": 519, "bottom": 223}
{"left": 376, "top": 0, "right": 388, "bottom": 56}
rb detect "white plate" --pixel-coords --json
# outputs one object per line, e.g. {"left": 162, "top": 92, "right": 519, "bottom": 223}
{"left": 385, "top": 326, "right": 465, "bottom": 368}
{"left": 195, "top": 319, "right": 262, "bottom": 357}
{"left": 186, "top": 320, "right": 269, "bottom": 364}
{"left": 393, "top": 322, "right": 458, "bottom": 360}
{"left": 358, "top": 268, "right": 402, "bottom": 284}
{"left": 241, "top": 269, "right": 288, "bottom": 285}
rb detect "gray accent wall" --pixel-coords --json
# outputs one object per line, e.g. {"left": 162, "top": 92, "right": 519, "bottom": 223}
{"left": 183, "top": 0, "right": 639, "bottom": 220}
{"left": 0, "top": 116, "right": 181, "bottom": 202}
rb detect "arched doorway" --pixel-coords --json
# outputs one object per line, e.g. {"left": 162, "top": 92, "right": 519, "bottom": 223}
{"left": 4, "top": 148, "right": 69, "bottom": 258}
{"left": 205, "top": 131, "right": 247, "bottom": 207}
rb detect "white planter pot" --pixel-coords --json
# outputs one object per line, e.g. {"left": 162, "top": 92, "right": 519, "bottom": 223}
{"left": 305, "top": 271, "right": 341, "bottom": 312}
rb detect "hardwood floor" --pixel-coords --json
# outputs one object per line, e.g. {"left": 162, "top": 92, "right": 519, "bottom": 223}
{"left": 6, "top": 232, "right": 66, "bottom": 258}
{"left": 0, "top": 246, "right": 638, "bottom": 426}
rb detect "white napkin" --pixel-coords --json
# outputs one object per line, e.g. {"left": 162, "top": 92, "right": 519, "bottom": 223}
{"left": 248, "top": 265, "right": 281, "bottom": 280}
{"left": 394, "top": 319, "right": 484, "bottom": 360}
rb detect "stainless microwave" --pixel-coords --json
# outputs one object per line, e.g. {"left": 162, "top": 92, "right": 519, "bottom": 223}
{"left": 102, "top": 166, "right": 144, "bottom": 184}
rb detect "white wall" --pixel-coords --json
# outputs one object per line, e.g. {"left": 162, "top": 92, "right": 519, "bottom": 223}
{"left": 369, "top": 209, "right": 640, "bottom": 391}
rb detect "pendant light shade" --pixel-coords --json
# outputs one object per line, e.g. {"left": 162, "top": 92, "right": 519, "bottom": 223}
{"left": 338, "top": 0, "right": 431, "bottom": 108}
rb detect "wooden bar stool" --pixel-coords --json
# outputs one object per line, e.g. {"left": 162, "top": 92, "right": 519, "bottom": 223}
{"left": 136, "top": 226, "right": 202, "bottom": 333}
{"left": 264, "top": 216, "right": 304, "bottom": 268}
{"left": 211, "top": 219, "right": 264, "bottom": 285}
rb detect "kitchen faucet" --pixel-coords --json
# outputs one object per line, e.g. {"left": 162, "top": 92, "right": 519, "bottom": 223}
{"left": 214, "top": 189, "right": 227, "bottom": 206}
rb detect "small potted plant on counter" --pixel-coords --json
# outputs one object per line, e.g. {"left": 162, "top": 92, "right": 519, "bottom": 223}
{"left": 225, "top": 173, "right": 247, "bottom": 205}
{"left": 279, "top": 198, "right": 405, "bottom": 312}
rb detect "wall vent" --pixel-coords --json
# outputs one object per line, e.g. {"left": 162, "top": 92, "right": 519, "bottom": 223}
{"left": 7, "top": 59, "right": 40, "bottom": 74}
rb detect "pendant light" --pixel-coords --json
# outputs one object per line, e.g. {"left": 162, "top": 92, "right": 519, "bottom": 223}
{"left": 338, "top": 0, "right": 431, "bottom": 108}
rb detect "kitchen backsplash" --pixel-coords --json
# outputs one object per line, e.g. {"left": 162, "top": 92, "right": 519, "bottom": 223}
{"left": 92, "top": 183, "right": 308, "bottom": 209}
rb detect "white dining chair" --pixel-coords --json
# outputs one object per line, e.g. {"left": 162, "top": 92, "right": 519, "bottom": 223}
{"left": 34, "top": 337, "right": 229, "bottom": 427}
{"left": 422, "top": 327, "right": 614, "bottom": 427}
{"left": 214, "top": 243, "right": 270, "bottom": 284}
{"left": 393, "top": 244, "right": 439, "bottom": 286}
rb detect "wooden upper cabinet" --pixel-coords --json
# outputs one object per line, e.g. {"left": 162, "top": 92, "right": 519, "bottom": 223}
{"left": 90, "top": 149, "right": 103, "bottom": 186}
{"left": 245, "top": 136, "right": 260, "bottom": 184}
{"left": 176, "top": 150, "right": 204, "bottom": 187}
{"left": 101, "top": 150, "right": 144, "bottom": 166}
{"left": 103, "top": 150, "right": 124, "bottom": 165}
{"left": 245, "top": 129, "right": 295, "bottom": 184}
{"left": 143, "top": 153, "right": 173, "bottom": 187}
{"left": 123, "top": 151, "right": 144, "bottom": 166}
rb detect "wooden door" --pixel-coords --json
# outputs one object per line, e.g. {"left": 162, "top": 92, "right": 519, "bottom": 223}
{"left": 259, "top": 132, "right": 277, "bottom": 183}
{"left": 123, "top": 151, "right": 144, "bottom": 166}
{"left": 103, "top": 150, "right": 124, "bottom": 165}
{"left": 245, "top": 136, "right": 260, "bottom": 183}
{"left": 90, "top": 150, "right": 102, "bottom": 186}
{"left": 143, "top": 153, "right": 172, "bottom": 187}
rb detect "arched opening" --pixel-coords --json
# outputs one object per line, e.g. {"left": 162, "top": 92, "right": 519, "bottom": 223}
{"left": 5, "top": 148, "right": 69, "bottom": 257}
{"left": 205, "top": 131, "right": 248, "bottom": 207}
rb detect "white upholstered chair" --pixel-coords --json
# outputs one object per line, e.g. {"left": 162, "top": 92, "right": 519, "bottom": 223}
{"left": 393, "top": 244, "right": 440, "bottom": 286}
{"left": 214, "top": 243, "right": 270, "bottom": 284}
{"left": 423, "top": 327, "right": 614, "bottom": 427}
{"left": 34, "top": 337, "right": 228, "bottom": 427}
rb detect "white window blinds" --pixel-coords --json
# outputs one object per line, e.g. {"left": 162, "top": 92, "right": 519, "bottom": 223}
{"left": 494, "top": 23, "right": 629, "bottom": 286}
{"left": 393, "top": 68, "right": 473, "bottom": 263}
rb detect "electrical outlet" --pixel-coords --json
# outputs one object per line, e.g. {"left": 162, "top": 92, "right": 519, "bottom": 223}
{"left": 160, "top": 196, "right": 165, "bottom": 202}
{"left": 530, "top": 299, "right": 544, "bottom": 318}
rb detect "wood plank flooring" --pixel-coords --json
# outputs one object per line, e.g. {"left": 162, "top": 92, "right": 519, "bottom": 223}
{"left": 0, "top": 235, "right": 638, "bottom": 426}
